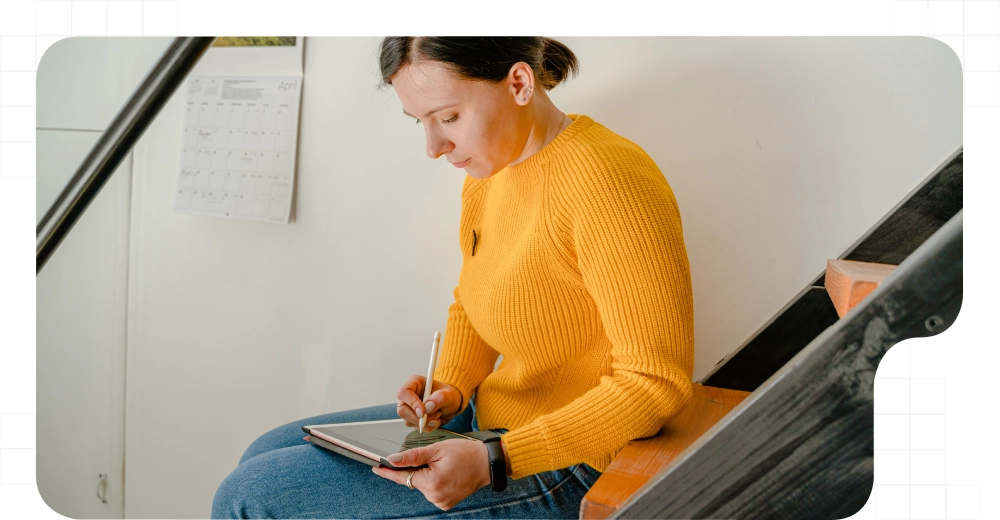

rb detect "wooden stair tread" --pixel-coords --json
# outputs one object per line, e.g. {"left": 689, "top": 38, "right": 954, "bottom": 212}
{"left": 825, "top": 259, "right": 897, "bottom": 318}
{"left": 579, "top": 384, "right": 750, "bottom": 519}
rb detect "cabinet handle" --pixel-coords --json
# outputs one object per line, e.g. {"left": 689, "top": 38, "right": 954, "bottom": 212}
{"left": 96, "top": 474, "right": 108, "bottom": 504}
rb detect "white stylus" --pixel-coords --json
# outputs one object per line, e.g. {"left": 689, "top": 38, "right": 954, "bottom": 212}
{"left": 419, "top": 331, "right": 441, "bottom": 433}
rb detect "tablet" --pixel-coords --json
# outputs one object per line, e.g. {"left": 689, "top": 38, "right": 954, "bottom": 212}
{"left": 302, "top": 419, "right": 479, "bottom": 470}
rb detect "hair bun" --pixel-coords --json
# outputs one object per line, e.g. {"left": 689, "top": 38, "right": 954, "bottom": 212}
{"left": 539, "top": 38, "right": 580, "bottom": 90}
{"left": 378, "top": 37, "right": 579, "bottom": 91}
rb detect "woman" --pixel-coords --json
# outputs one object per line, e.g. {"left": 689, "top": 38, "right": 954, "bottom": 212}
{"left": 212, "top": 37, "right": 694, "bottom": 519}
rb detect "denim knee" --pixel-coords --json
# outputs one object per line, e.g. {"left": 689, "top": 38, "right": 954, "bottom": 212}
{"left": 212, "top": 460, "right": 257, "bottom": 519}
{"left": 212, "top": 450, "right": 303, "bottom": 519}
{"left": 238, "top": 427, "right": 289, "bottom": 466}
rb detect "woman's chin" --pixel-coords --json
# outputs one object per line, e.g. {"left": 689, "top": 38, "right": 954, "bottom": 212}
{"left": 466, "top": 166, "right": 493, "bottom": 180}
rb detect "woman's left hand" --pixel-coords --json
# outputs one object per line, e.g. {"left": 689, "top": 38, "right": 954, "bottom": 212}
{"left": 371, "top": 438, "right": 490, "bottom": 510}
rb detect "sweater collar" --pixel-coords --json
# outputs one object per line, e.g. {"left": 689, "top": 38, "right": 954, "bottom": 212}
{"left": 489, "top": 114, "right": 593, "bottom": 181}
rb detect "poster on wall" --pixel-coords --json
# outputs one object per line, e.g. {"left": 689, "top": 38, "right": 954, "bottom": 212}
{"left": 194, "top": 37, "right": 304, "bottom": 77}
{"left": 174, "top": 37, "right": 304, "bottom": 223}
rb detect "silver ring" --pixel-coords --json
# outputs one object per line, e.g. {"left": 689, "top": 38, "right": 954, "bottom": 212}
{"left": 406, "top": 470, "right": 415, "bottom": 490}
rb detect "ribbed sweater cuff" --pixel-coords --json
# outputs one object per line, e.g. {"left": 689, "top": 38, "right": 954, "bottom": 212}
{"left": 433, "top": 364, "right": 480, "bottom": 414}
{"left": 501, "top": 420, "right": 553, "bottom": 479}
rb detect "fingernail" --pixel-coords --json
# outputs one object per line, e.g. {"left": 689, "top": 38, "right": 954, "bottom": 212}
{"left": 372, "top": 467, "right": 378, "bottom": 474}
{"left": 425, "top": 401, "right": 435, "bottom": 413}
{"left": 415, "top": 408, "right": 423, "bottom": 418}
{"left": 428, "top": 420, "right": 439, "bottom": 427}
{"left": 387, "top": 453, "right": 403, "bottom": 463}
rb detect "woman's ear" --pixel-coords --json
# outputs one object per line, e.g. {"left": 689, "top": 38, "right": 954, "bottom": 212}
{"left": 507, "top": 62, "right": 535, "bottom": 106}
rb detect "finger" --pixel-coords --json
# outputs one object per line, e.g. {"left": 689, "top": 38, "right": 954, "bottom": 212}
{"left": 425, "top": 389, "right": 459, "bottom": 416}
{"left": 396, "top": 375, "right": 428, "bottom": 418}
{"left": 372, "top": 466, "right": 430, "bottom": 495}
{"left": 386, "top": 445, "right": 438, "bottom": 468}
{"left": 401, "top": 406, "right": 443, "bottom": 428}
{"left": 371, "top": 465, "right": 408, "bottom": 486}
{"left": 396, "top": 375, "right": 425, "bottom": 404}
{"left": 397, "top": 400, "right": 421, "bottom": 425}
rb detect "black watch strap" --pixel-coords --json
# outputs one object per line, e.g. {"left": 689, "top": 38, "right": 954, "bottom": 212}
{"left": 483, "top": 437, "right": 507, "bottom": 492}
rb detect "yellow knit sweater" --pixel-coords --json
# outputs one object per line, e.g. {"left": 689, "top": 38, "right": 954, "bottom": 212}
{"left": 433, "top": 114, "right": 695, "bottom": 480}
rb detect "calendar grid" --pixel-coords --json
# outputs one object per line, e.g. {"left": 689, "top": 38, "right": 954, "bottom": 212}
{"left": 175, "top": 75, "right": 302, "bottom": 223}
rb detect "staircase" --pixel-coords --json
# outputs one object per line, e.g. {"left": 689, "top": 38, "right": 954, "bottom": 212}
{"left": 585, "top": 149, "right": 963, "bottom": 519}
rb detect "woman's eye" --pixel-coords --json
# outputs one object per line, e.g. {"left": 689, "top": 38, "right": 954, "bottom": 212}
{"left": 442, "top": 115, "right": 458, "bottom": 124}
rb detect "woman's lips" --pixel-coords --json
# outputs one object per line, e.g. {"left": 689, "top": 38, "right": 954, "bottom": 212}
{"left": 450, "top": 158, "right": 471, "bottom": 168}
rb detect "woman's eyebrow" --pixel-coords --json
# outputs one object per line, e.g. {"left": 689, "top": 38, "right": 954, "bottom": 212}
{"left": 403, "top": 103, "right": 459, "bottom": 119}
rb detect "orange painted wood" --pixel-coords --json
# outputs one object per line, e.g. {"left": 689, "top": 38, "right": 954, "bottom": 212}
{"left": 825, "top": 259, "right": 898, "bottom": 318}
{"left": 579, "top": 384, "right": 751, "bottom": 519}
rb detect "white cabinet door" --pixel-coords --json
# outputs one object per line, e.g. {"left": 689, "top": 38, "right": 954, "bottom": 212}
{"left": 35, "top": 129, "right": 131, "bottom": 517}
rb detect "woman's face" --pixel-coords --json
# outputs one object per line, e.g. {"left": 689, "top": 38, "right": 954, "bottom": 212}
{"left": 392, "top": 61, "right": 527, "bottom": 179}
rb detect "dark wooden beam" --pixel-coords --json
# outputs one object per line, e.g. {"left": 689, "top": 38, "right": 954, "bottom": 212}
{"left": 614, "top": 211, "right": 962, "bottom": 520}
{"left": 700, "top": 288, "right": 840, "bottom": 392}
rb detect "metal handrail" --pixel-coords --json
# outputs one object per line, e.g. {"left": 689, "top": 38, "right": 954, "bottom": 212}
{"left": 36, "top": 37, "right": 216, "bottom": 274}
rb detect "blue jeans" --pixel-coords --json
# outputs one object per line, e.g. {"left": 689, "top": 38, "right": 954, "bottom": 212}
{"left": 211, "top": 397, "right": 602, "bottom": 518}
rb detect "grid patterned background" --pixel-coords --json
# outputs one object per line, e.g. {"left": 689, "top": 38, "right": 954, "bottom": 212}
{"left": 866, "top": 344, "right": 982, "bottom": 519}
{"left": 894, "top": 0, "right": 1000, "bottom": 107}
{"left": 0, "top": 1, "right": 991, "bottom": 518}
{"left": 0, "top": 0, "right": 181, "bottom": 506}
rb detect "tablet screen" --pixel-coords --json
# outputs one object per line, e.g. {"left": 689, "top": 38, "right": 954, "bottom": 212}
{"left": 307, "top": 419, "right": 474, "bottom": 460}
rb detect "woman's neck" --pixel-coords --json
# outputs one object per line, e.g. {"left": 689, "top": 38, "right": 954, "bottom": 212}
{"left": 509, "top": 94, "right": 571, "bottom": 166}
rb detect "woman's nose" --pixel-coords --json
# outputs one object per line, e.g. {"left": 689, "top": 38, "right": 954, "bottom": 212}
{"left": 425, "top": 129, "right": 454, "bottom": 159}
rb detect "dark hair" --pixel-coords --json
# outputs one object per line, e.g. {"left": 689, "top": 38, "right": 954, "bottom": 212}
{"left": 378, "top": 37, "right": 579, "bottom": 91}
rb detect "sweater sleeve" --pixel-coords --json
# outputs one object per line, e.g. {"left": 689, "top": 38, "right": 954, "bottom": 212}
{"left": 433, "top": 288, "right": 499, "bottom": 415}
{"left": 433, "top": 176, "right": 499, "bottom": 413}
{"left": 500, "top": 146, "right": 695, "bottom": 479}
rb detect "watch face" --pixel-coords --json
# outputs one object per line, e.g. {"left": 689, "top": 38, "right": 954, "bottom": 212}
{"left": 484, "top": 439, "right": 507, "bottom": 491}
{"left": 489, "top": 459, "right": 507, "bottom": 491}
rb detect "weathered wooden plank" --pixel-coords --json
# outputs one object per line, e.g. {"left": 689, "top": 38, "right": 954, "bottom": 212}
{"left": 815, "top": 148, "right": 962, "bottom": 286}
{"left": 580, "top": 384, "right": 750, "bottom": 519}
{"left": 841, "top": 150, "right": 963, "bottom": 266}
{"left": 701, "top": 288, "right": 840, "bottom": 392}
{"left": 613, "top": 211, "right": 962, "bottom": 520}
{"left": 703, "top": 148, "right": 962, "bottom": 391}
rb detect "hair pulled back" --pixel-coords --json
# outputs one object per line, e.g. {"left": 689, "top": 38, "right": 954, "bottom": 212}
{"left": 378, "top": 37, "right": 579, "bottom": 91}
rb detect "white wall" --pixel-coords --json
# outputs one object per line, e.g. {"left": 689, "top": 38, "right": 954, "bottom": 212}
{"left": 36, "top": 37, "right": 961, "bottom": 518}
{"left": 548, "top": 37, "right": 962, "bottom": 374}
{"left": 123, "top": 37, "right": 465, "bottom": 517}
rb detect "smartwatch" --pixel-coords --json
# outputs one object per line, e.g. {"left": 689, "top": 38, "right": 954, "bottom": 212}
{"left": 483, "top": 437, "right": 508, "bottom": 492}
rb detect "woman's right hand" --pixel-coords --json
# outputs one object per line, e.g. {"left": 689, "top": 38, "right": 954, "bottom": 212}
{"left": 396, "top": 375, "right": 463, "bottom": 432}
